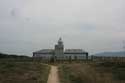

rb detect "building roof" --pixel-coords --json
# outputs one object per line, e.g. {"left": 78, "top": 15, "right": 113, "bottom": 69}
{"left": 33, "top": 49, "right": 54, "bottom": 54}
{"left": 64, "top": 49, "right": 87, "bottom": 54}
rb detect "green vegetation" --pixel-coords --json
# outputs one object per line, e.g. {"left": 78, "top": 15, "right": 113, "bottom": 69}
{"left": 0, "top": 53, "right": 29, "bottom": 58}
{"left": 1, "top": 52, "right": 125, "bottom": 83}
{"left": 0, "top": 62, "right": 50, "bottom": 83}
{"left": 0, "top": 53, "right": 34, "bottom": 62}
{"left": 59, "top": 62, "right": 125, "bottom": 83}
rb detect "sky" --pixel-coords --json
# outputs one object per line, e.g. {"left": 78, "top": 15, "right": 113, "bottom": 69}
{"left": 0, "top": 0, "right": 125, "bottom": 56}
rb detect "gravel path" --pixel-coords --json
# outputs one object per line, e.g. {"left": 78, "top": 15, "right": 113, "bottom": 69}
{"left": 47, "top": 66, "right": 60, "bottom": 83}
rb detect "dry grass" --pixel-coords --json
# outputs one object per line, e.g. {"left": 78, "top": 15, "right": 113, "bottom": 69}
{"left": 59, "top": 62, "right": 125, "bottom": 83}
{"left": 0, "top": 62, "right": 50, "bottom": 83}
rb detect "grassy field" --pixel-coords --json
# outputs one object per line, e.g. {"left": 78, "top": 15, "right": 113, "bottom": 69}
{"left": 0, "top": 61, "right": 50, "bottom": 83}
{"left": 1, "top": 58, "right": 125, "bottom": 83}
{"left": 59, "top": 62, "right": 125, "bottom": 83}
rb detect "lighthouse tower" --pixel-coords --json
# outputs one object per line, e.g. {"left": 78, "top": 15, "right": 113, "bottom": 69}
{"left": 55, "top": 38, "right": 64, "bottom": 57}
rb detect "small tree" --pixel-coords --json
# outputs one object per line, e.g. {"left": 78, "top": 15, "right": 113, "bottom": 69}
{"left": 74, "top": 56, "right": 77, "bottom": 61}
{"left": 69, "top": 56, "right": 72, "bottom": 62}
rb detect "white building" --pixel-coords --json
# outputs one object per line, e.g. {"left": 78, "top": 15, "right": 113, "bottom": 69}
{"left": 33, "top": 38, "right": 88, "bottom": 60}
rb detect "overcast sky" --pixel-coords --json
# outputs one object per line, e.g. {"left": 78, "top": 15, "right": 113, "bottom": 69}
{"left": 0, "top": 0, "right": 125, "bottom": 56}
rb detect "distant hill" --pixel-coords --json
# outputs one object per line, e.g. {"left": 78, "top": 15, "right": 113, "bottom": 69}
{"left": 94, "top": 51, "right": 125, "bottom": 57}
{"left": 0, "top": 53, "right": 29, "bottom": 58}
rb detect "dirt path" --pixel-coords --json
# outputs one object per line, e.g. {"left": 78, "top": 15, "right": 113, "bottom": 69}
{"left": 47, "top": 66, "right": 60, "bottom": 83}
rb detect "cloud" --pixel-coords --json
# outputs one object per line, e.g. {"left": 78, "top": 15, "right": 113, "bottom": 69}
{"left": 0, "top": 0, "right": 125, "bottom": 55}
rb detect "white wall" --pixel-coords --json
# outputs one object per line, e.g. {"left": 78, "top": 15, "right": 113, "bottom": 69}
{"left": 33, "top": 53, "right": 87, "bottom": 60}
{"left": 63, "top": 54, "right": 87, "bottom": 60}
{"left": 34, "top": 53, "right": 52, "bottom": 59}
